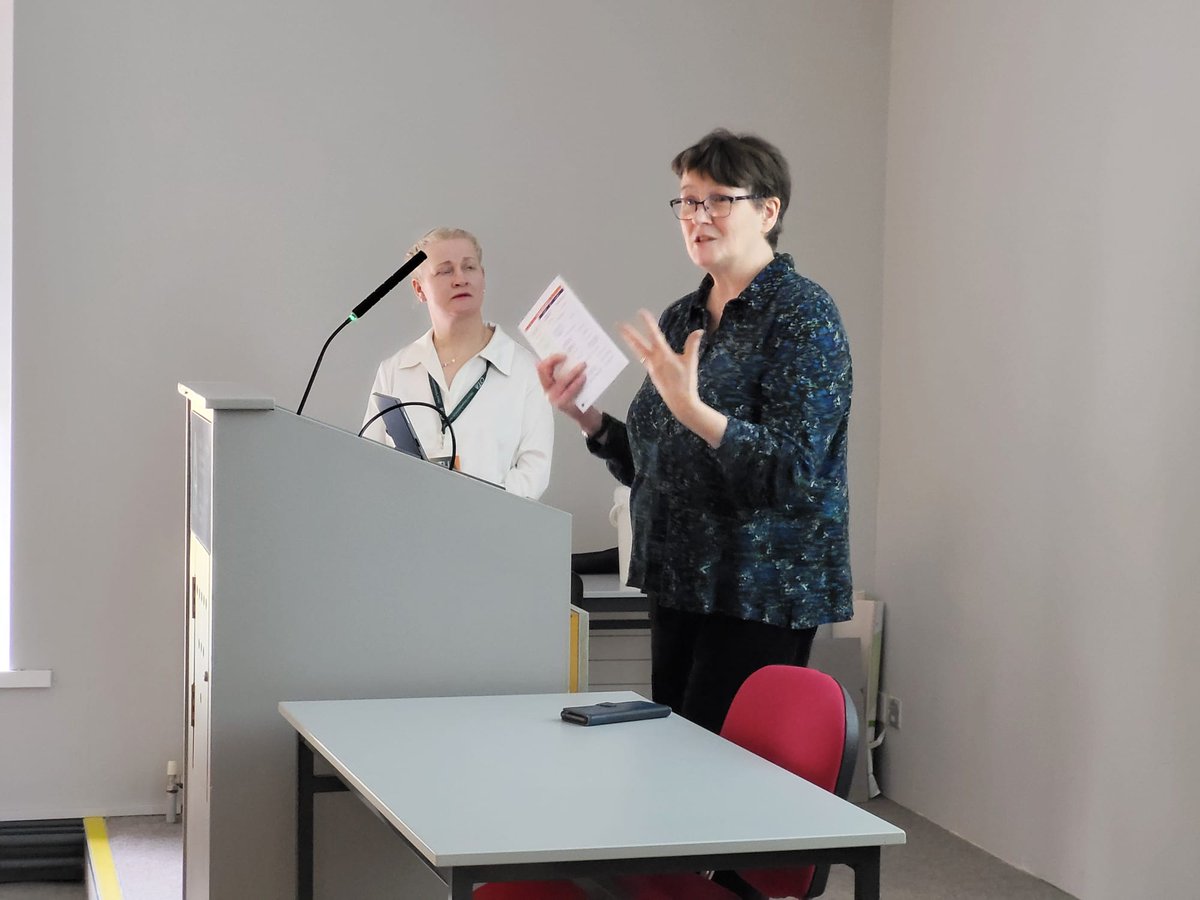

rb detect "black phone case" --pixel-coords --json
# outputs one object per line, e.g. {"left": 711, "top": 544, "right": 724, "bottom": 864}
{"left": 560, "top": 700, "right": 671, "bottom": 726}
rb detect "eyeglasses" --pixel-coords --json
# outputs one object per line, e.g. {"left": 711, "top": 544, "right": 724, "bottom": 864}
{"left": 669, "top": 193, "right": 763, "bottom": 220}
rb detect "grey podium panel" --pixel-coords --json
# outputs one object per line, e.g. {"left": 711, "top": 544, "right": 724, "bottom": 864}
{"left": 180, "top": 383, "right": 570, "bottom": 900}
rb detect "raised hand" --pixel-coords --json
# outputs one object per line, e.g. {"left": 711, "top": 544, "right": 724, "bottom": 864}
{"left": 618, "top": 311, "right": 727, "bottom": 448}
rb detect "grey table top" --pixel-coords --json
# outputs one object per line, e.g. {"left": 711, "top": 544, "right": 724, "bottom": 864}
{"left": 579, "top": 573, "right": 644, "bottom": 599}
{"left": 280, "top": 692, "right": 905, "bottom": 868}
{"left": 578, "top": 574, "right": 647, "bottom": 618}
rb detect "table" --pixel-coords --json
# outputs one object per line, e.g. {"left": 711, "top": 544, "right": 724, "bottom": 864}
{"left": 280, "top": 692, "right": 905, "bottom": 900}
{"left": 578, "top": 574, "right": 650, "bottom": 695}
{"left": 577, "top": 573, "right": 647, "bottom": 620}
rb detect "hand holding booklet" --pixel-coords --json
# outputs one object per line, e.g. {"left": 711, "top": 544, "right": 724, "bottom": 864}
{"left": 520, "top": 276, "right": 628, "bottom": 412}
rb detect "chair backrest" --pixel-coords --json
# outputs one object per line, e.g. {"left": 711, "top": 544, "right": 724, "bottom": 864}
{"left": 719, "top": 664, "right": 859, "bottom": 899}
{"left": 474, "top": 880, "right": 589, "bottom": 900}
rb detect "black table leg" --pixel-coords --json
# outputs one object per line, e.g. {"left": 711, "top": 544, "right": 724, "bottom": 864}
{"left": 447, "top": 869, "right": 475, "bottom": 900}
{"left": 853, "top": 845, "right": 881, "bottom": 900}
{"left": 297, "top": 736, "right": 315, "bottom": 900}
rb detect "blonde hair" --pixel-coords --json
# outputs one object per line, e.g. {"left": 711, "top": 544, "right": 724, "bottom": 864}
{"left": 406, "top": 227, "right": 484, "bottom": 267}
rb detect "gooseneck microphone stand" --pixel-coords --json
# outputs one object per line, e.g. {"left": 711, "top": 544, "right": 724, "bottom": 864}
{"left": 296, "top": 251, "right": 427, "bottom": 416}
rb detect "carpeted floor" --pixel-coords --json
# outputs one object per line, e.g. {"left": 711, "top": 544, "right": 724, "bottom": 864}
{"left": 0, "top": 887, "right": 83, "bottom": 900}
{"left": 0, "top": 816, "right": 180, "bottom": 900}
{"left": 821, "top": 797, "right": 1074, "bottom": 899}
{"left": 103, "top": 818, "right": 181, "bottom": 900}
{"left": 0, "top": 798, "right": 1075, "bottom": 899}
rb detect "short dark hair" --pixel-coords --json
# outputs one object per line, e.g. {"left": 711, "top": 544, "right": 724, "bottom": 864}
{"left": 671, "top": 129, "right": 791, "bottom": 249}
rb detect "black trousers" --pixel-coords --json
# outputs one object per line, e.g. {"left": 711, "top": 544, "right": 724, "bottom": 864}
{"left": 650, "top": 599, "right": 817, "bottom": 734}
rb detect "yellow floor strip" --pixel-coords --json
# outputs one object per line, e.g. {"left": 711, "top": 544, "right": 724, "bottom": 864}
{"left": 83, "top": 817, "right": 124, "bottom": 900}
{"left": 569, "top": 608, "right": 581, "bottom": 692}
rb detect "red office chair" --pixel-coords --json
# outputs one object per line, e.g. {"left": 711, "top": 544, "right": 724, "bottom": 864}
{"left": 614, "top": 872, "right": 746, "bottom": 899}
{"left": 473, "top": 880, "right": 588, "bottom": 899}
{"left": 614, "top": 664, "right": 860, "bottom": 900}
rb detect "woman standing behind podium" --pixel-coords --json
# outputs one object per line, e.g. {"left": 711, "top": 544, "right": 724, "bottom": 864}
{"left": 538, "top": 130, "right": 853, "bottom": 733}
{"left": 362, "top": 227, "right": 553, "bottom": 499}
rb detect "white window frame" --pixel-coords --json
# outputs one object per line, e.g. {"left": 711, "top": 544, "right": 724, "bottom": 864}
{"left": 1, "top": 0, "right": 14, "bottom": 674}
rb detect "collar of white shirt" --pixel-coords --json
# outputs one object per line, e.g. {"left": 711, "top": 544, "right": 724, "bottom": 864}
{"left": 394, "top": 324, "right": 516, "bottom": 377}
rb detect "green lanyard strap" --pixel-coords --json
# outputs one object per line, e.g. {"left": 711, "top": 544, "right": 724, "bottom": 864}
{"left": 428, "top": 362, "right": 490, "bottom": 433}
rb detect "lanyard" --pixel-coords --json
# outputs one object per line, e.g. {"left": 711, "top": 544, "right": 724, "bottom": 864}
{"left": 428, "top": 362, "right": 490, "bottom": 433}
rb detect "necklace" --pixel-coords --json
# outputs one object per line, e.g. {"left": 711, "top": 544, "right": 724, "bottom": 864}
{"left": 436, "top": 325, "right": 493, "bottom": 370}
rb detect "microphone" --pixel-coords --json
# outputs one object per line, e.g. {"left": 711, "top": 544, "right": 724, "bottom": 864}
{"left": 296, "top": 251, "right": 428, "bottom": 416}
{"left": 349, "top": 251, "right": 427, "bottom": 321}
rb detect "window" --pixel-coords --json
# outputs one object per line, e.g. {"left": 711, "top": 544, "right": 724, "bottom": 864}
{"left": 2, "top": 0, "right": 14, "bottom": 670}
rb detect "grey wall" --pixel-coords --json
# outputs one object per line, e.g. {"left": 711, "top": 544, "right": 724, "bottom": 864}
{"left": 4, "top": 2, "right": 889, "bottom": 818}
{"left": 876, "top": 2, "right": 1200, "bottom": 898}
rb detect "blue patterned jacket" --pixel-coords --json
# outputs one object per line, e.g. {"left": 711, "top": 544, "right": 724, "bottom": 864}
{"left": 588, "top": 253, "right": 853, "bottom": 629}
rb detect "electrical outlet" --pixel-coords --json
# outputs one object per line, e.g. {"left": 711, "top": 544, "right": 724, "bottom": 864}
{"left": 886, "top": 695, "right": 903, "bottom": 730}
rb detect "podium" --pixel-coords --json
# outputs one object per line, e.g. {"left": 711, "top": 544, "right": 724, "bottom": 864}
{"left": 178, "top": 383, "right": 571, "bottom": 899}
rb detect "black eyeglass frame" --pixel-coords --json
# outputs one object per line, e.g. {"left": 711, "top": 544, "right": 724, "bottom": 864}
{"left": 668, "top": 193, "right": 764, "bottom": 220}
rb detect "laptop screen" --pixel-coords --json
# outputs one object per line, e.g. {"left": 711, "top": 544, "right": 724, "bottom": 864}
{"left": 366, "top": 392, "right": 502, "bottom": 489}
{"left": 370, "top": 392, "right": 428, "bottom": 461}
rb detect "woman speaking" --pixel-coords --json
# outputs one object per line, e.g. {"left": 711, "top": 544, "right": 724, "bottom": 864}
{"left": 539, "top": 130, "right": 854, "bottom": 732}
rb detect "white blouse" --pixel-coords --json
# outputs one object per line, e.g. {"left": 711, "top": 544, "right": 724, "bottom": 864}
{"left": 361, "top": 324, "right": 553, "bottom": 500}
